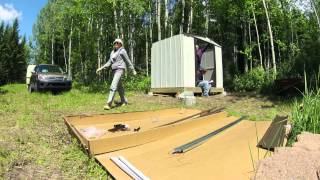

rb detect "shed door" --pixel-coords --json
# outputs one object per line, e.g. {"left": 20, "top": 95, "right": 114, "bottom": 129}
{"left": 201, "top": 49, "right": 215, "bottom": 84}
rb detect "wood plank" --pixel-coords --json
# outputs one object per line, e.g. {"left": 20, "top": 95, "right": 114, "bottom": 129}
{"left": 150, "top": 87, "right": 224, "bottom": 94}
{"left": 257, "top": 115, "right": 288, "bottom": 150}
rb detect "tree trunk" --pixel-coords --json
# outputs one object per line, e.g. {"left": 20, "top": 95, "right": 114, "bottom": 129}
{"left": 180, "top": 0, "right": 185, "bottom": 34}
{"left": 63, "top": 41, "right": 67, "bottom": 72}
{"left": 205, "top": 3, "right": 209, "bottom": 36}
{"left": 233, "top": 44, "right": 238, "bottom": 72}
{"left": 262, "top": 0, "right": 276, "bottom": 73}
{"left": 252, "top": 4, "right": 263, "bottom": 68}
{"left": 79, "top": 30, "right": 84, "bottom": 77}
{"left": 243, "top": 23, "right": 248, "bottom": 72}
{"left": 187, "top": 0, "right": 193, "bottom": 33}
{"left": 68, "top": 19, "right": 73, "bottom": 79}
{"left": 114, "top": 0, "right": 119, "bottom": 38}
{"left": 120, "top": 2, "right": 124, "bottom": 39}
{"left": 97, "top": 21, "right": 103, "bottom": 69}
{"left": 51, "top": 32, "right": 54, "bottom": 65}
{"left": 145, "top": 28, "right": 149, "bottom": 76}
{"left": 157, "top": 0, "right": 161, "bottom": 41}
{"left": 129, "top": 14, "right": 134, "bottom": 65}
{"left": 248, "top": 22, "right": 252, "bottom": 70}
{"left": 165, "top": 0, "right": 168, "bottom": 37}
{"left": 311, "top": 0, "right": 320, "bottom": 31}
{"left": 149, "top": 2, "right": 153, "bottom": 44}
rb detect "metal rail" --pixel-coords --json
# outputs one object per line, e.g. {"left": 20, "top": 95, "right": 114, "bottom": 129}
{"left": 110, "top": 156, "right": 150, "bottom": 180}
{"left": 172, "top": 116, "right": 247, "bottom": 154}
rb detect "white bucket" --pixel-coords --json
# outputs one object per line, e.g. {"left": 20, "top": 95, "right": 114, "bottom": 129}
{"left": 184, "top": 96, "right": 196, "bottom": 106}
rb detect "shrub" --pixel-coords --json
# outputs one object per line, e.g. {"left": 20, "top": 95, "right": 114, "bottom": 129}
{"left": 74, "top": 73, "right": 151, "bottom": 93}
{"left": 123, "top": 73, "right": 151, "bottom": 92}
{"left": 288, "top": 89, "right": 320, "bottom": 145}
{"left": 232, "top": 67, "right": 275, "bottom": 92}
{"left": 288, "top": 72, "right": 320, "bottom": 145}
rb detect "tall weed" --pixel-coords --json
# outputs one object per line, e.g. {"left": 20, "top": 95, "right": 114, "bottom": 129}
{"left": 288, "top": 71, "right": 320, "bottom": 145}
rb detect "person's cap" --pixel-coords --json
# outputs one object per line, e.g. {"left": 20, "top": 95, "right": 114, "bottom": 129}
{"left": 113, "top": 39, "right": 123, "bottom": 45}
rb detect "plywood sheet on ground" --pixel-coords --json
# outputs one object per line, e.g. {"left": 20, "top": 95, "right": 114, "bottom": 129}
{"left": 96, "top": 116, "right": 271, "bottom": 180}
{"left": 89, "top": 112, "right": 232, "bottom": 154}
{"left": 64, "top": 108, "right": 202, "bottom": 154}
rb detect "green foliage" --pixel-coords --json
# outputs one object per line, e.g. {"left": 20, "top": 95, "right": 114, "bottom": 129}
{"left": 287, "top": 70, "right": 320, "bottom": 145}
{"left": 288, "top": 89, "right": 320, "bottom": 145}
{"left": 233, "top": 68, "right": 275, "bottom": 92}
{"left": 0, "top": 19, "right": 27, "bottom": 85}
{"left": 123, "top": 73, "right": 151, "bottom": 92}
{"left": 74, "top": 73, "right": 151, "bottom": 93}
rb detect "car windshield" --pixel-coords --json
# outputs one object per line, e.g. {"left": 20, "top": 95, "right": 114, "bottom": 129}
{"left": 39, "top": 65, "right": 63, "bottom": 74}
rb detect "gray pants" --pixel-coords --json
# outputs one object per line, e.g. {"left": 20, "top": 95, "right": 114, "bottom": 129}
{"left": 107, "top": 69, "right": 127, "bottom": 105}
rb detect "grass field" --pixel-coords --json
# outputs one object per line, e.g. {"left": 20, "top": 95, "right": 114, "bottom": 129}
{"left": 0, "top": 84, "right": 293, "bottom": 179}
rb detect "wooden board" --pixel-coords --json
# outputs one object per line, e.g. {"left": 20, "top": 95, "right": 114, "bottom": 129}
{"left": 95, "top": 117, "right": 271, "bottom": 179}
{"left": 64, "top": 108, "right": 202, "bottom": 155}
{"left": 150, "top": 87, "right": 224, "bottom": 94}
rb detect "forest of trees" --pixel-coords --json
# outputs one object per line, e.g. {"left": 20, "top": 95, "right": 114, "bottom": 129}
{"left": 25, "top": 0, "right": 320, "bottom": 87}
{"left": 0, "top": 19, "right": 27, "bottom": 85}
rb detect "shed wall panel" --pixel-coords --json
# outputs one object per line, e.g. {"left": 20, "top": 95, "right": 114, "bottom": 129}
{"left": 215, "top": 46, "right": 223, "bottom": 88}
{"left": 182, "top": 36, "right": 195, "bottom": 87}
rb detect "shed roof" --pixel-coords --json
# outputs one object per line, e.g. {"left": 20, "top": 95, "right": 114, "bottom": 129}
{"left": 184, "top": 34, "right": 221, "bottom": 47}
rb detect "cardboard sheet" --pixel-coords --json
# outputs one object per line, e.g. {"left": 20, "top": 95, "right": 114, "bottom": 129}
{"left": 64, "top": 108, "right": 202, "bottom": 154}
{"left": 95, "top": 115, "right": 271, "bottom": 180}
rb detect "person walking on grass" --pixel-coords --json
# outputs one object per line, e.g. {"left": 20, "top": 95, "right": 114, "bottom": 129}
{"left": 96, "top": 39, "right": 137, "bottom": 110}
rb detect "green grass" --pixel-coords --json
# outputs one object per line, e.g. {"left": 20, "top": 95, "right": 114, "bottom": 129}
{"left": 0, "top": 84, "right": 293, "bottom": 178}
{"left": 288, "top": 89, "right": 320, "bottom": 145}
{"left": 0, "top": 84, "right": 183, "bottom": 179}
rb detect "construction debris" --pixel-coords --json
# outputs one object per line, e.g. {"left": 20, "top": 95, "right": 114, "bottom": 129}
{"left": 108, "top": 124, "right": 130, "bottom": 132}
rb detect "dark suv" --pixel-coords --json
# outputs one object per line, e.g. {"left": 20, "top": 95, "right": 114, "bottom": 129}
{"left": 28, "top": 64, "right": 72, "bottom": 92}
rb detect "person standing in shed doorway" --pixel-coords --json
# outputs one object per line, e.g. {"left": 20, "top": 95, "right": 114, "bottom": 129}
{"left": 96, "top": 39, "right": 137, "bottom": 110}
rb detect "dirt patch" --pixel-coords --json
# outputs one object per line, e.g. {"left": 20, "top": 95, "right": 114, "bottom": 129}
{"left": 255, "top": 132, "right": 320, "bottom": 180}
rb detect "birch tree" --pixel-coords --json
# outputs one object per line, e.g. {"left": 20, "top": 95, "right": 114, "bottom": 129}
{"left": 262, "top": 0, "right": 276, "bottom": 73}
{"left": 251, "top": 2, "right": 263, "bottom": 68}
{"left": 157, "top": 0, "right": 161, "bottom": 41}
{"left": 180, "top": 0, "right": 185, "bottom": 34}
{"left": 187, "top": 0, "right": 193, "bottom": 33}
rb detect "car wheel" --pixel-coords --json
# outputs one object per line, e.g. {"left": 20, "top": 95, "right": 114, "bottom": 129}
{"left": 28, "top": 84, "right": 33, "bottom": 93}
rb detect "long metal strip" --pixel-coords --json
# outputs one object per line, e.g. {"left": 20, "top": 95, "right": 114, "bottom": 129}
{"left": 172, "top": 116, "right": 247, "bottom": 154}
{"left": 156, "top": 107, "right": 225, "bottom": 128}
{"left": 110, "top": 156, "right": 150, "bottom": 180}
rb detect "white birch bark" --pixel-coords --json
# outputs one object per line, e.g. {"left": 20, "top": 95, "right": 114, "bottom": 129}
{"left": 311, "top": 0, "right": 320, "bottom": 31}
{"left": 114, "top": 0, "right": 119, "bottom": 38}
{"left": 157, "top": 0, "right": 161, "bottom": 40}
{"left": 63, "top": 41, "right": 67, "bottom": 72}
{"left": 51, "top": 34, "right": 54, "bottom": 65}
{"left": 180, "top": 0, "right": 185, "bottom": 34}
{"left": 262, "top": 0, "right": 276, "bottom": 73}
{"left": 252, "top": 4, "right": 263, "bottom": 68}
{"left": 187, "top": 0, "right": 193, "bottom": 33}
{"left": 68, "top": 19, "right": 73, "bottom": 79}
{"left": 165, "top": 0, "right": 168, "bottom": 37}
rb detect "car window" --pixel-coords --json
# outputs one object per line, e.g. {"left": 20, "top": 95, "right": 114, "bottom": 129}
{"left": 39, "top": 65, "right": 63, "bottom": 73}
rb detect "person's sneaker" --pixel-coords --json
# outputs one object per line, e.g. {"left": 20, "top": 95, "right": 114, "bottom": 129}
{"left": 103, "top": 104, "right": 111, "bottom": 110}
{"left": 121, "top": 102, "right": 128, "bottom": 107}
